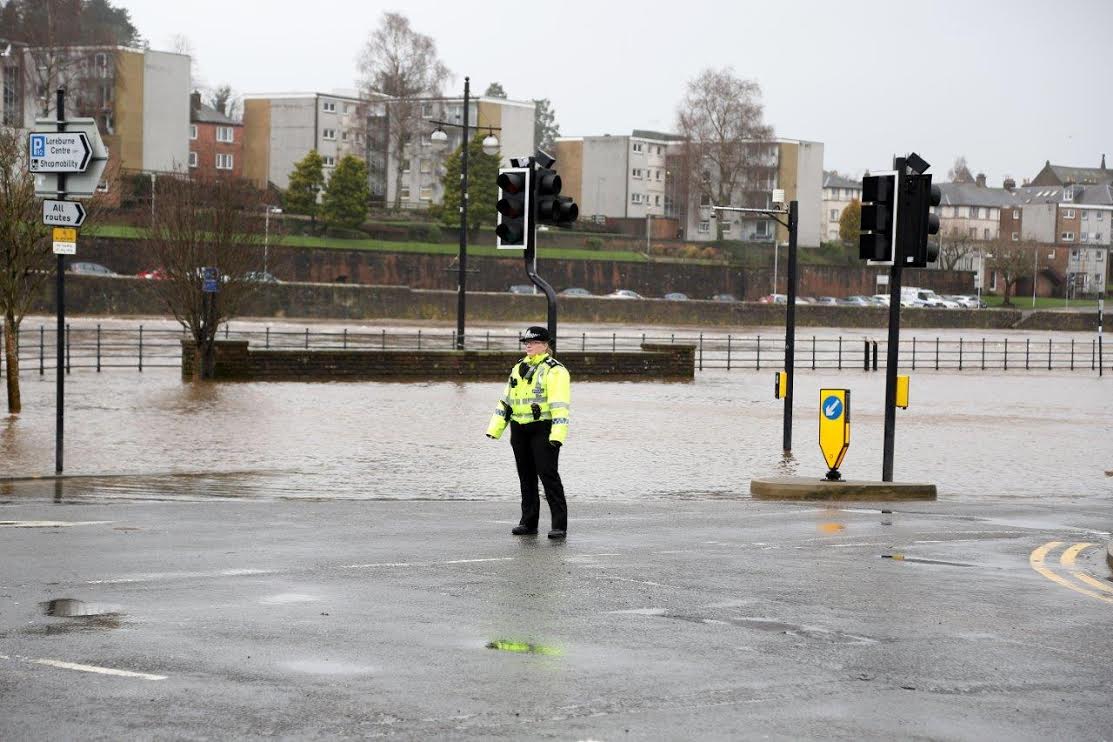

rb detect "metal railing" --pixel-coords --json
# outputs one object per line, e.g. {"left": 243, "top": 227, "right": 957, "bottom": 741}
{"left": 0, "top": 324, "right": 1107, "bottom": 375}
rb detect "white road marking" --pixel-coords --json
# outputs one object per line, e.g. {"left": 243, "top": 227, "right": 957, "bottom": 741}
{"left": 31, "top": 658, "right": 167, "bottom": 680}
{"left": 86, "top": 567, "right": 272, "bottom": 585}
{"left": 339, "top": 557, "right": 515, "bottom": 569}
{"left": 0, "top": 520, "right": 113, "bottom": 528}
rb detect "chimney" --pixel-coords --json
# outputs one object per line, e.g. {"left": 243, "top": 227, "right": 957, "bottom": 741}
{"left": 1003, "top": 177, "right": 1016, "bottom": 191}
{"left": 1102, "top": 153, "right": 1107, "bottom": 170}
{"left": 975, "top": 173, "right": 986, "bottom": 188}
{"left": 190, "top": 91, "right": 202, "bottom": 114}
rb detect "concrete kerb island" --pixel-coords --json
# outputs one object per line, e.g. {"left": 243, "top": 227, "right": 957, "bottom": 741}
{"left": 180, "top": 340, "right": 695, "bottom": 381}
{"left": 750, "top": 476, "right": 937, "bottom": 501}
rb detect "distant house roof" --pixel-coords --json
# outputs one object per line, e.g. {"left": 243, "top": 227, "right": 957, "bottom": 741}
{"left": 936, "top": 181, "right": 1019, "bottom": 208}
{"left": 823, "top": 171, "right": 860, "bottom": 190}
{"left": 1013, "top": 184, "right": 1113, "bottom": 207}
{"left": 631, "top": 129, "right": 687, "bottom": 142}
{"left": 191, "top": 102, "right": 239, "bottom": 126}
{"left": 1030, "top": 156, "right": 1111, "bottom": 187}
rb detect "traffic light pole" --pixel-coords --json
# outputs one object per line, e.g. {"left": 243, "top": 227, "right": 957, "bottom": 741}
{"left": 710, "top": 200, "right": 796, "bottom": 451}
{"left": 523, "top": 227, "right": 558, "bottom": 353}
{"left": 456, "top": 77, "right": 470, "bottom": 351}
{"left": 881, "top": 156, "right": 908, "bottom": 482}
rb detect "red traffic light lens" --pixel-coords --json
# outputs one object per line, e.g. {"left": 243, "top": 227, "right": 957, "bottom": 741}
{"left": 497, "top": 172, "right": 527, "bottom": 194}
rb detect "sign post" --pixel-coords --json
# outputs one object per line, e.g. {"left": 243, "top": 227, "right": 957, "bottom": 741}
{"left": 29, "top": 90, "right": 109, "bottom": 475}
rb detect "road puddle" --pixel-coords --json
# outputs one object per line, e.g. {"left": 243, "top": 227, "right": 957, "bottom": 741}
{"left": 33, "top": 599, "right": 124, "bottom": 634}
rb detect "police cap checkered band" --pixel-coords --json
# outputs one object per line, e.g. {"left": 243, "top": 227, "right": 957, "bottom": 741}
{"left": 519, "top": 326, "right": 551, "bottom": 343}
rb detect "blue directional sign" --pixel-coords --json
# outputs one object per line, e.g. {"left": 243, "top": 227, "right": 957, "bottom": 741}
{"left": 822, "top": 395, "right": 843, "bottom": 420}
{"left": 202, "top": 267, "right": 220, "bottom": 293}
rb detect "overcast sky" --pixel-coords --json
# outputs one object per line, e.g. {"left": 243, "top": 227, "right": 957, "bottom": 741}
{"left": 120, "top": 0, "right": 1110, "bottom": 185}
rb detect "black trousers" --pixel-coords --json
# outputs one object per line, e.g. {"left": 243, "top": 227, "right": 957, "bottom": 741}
{"left": 509, "top": 420, "right": 567, "bottom": 530}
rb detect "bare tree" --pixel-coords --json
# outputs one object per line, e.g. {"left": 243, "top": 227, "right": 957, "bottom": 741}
{"left": 938, "top": 225, "right": 976, "bottom": 271}
{"left": 676, "top": 67, "right": 774, "bottom": 239}
{"left": 357, "top": 11, "right": 451, "bottom": 211}
{"left": 0, "top": 124, "right": 114, "bottom": 413}
{"left": 144, "top": 176, "right": 266, "bottom": 379}
{"left": 986, "top": 239, "right": 1033, "bottom": 307}
{"left": 208, "top": 83, "right": 240, "bottom": 120}
{"left": 947, "top": 155, "right": 973, "bottom": 183}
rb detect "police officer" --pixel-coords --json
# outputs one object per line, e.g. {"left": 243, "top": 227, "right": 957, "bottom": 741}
{"left": 486, "top": 326, "right": 570, "bottom": 539}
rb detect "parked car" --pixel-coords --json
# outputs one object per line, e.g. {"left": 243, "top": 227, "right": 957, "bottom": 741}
{"left": 946, "top": 295, "right": 980, "bottom": 309}
{"left": 244, "top": 271, "right": 281, "bottom": 283}
{"left": 814, "top": 296, "right": 838, "bottom": 305}
{"left": 839, "top": 295, "right": 872, "bottom": 307}
{"left": 69, "top": 261, "right": 116, "bottom": 276}
{"left": 870, "top": 294, "right": 891, "bottom": 306}
{"left": 605, "top": 289, "right": 644, "bottom": 299}
{"left": 710, "top": 293, "right": 740, "bottom": 303}
{"left": 137, "top": 268, "right": 167, "bottom": 280}
{"left": 559, "top": 287, "right": 592, "bottom": 297}
{"left": 796, "top": 296, "right": 815, "bottom": 305}
{"left": 759, "top": 294, "right": 787, "bottom": 304}
{"left": 663, "top": 292, "right": 689, "bottom": 301}
{"left": 507, "top": 284, "right": 536, "bottom": 294}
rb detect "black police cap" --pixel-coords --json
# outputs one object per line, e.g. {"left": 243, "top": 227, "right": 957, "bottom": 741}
{"left": 519, "top": 326, "right": 552, "bottom": 343}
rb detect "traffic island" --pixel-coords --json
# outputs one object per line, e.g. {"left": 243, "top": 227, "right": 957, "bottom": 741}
{"left": 750, "top": 476, "right": 937, "bottom": 501}
{"left": 1106, "top": 539, "right": 1113, "bottom": 572}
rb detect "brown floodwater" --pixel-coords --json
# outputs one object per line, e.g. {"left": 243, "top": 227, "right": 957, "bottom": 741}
{"left": 1, "top": 317, "right": 1110, "bottom": 505}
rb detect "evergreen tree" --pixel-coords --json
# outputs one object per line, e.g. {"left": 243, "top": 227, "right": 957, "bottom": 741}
{"left": 285, "top": 150, "right": 325, "bottom": 226}
{"left": 440, "top": 133, "right": 500, "bottom": 239}
{"left": 321, "top": 156, "right": 370, "bottom": 230}
{"left": 838, "top": 199, "right": 861, "bottom": 245}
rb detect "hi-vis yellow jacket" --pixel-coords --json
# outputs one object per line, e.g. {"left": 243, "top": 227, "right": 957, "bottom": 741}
{"left": 486, "top": 353, "right": 571, "bottom": 444}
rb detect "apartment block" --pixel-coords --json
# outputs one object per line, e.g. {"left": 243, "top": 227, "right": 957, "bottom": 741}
{"left": 242, "top": 91, "right": 379, "bottom": 192}
{"left": 13, "top": 45, "right": 190, "bottom": 173}
{"left": 385, "top": 95, "right": 535, "bottom": 209}
{"left": 188, "top": 92, "right": 242, "bottom": 179}
{"left": 821, "top": 171, "right": 861, "bottom": 242}
{"left": 552, "top": 130, "right": 677, "bottom": 221}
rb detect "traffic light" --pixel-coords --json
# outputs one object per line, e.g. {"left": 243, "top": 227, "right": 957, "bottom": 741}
{"left": 496, "top": 167, "right": 531, "bottom": 249}
{"left": 534, "top": 167, "right": 579, "bottom": 227}
{"left": 902, "top": 174, "right": 942, "bottom": 267}
{"left": 859, "top": 173, "right": 898, "bottom": 263}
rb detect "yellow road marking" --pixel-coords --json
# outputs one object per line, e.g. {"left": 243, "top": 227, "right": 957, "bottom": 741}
{"left": 1029, "top": 542, "right": 1113, "bottom": 605}
{"left": 1059, "top": 542, "right": 1093, "bottom": 567}
{"left": 1072, "top": 571, "right": 1113, "bottom": 595}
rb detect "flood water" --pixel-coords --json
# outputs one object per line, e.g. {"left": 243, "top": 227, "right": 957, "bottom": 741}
{"left": 2, "top": 316, "right": 1110, "bottom": 506}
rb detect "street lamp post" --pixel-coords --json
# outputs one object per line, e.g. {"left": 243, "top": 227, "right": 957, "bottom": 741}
{"left": 263, "top": 206, "right": 282, "bottom": 275}
{"left": 428, "top": 76, "right": 500, "bottom": 351}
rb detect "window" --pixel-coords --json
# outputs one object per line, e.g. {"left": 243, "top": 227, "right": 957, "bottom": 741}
{"left": 1081, "top": 233, "right": 1089, "bottom": 242}
{"left": 403, "top": 159, "right": 412, "bottom": 174}
{"left": 632, "top": 168, "right": 642, "bottom": 178}
{"left": 830, "top": 209, "right": 839, "bottom": 221}
{"left": 1098, "top": 251, "right": 1104, "bottom": 261}
{"left": 216, "top": 126, "right": 233, "bottom": 143}
{"left": 1012, "top": 210, "right": 1020, "bottom": 219}
{"left": 420, "top": 185, "right": 433, "bottom": 201}
{"left": 1082, "top": 210, "right": 1089, "bottom": 220}
{"left": 188, "top": 151, "right": 198, "bottom": 168}
{"left": 722, "top": 222, "right": 733, "bottom": 233}
{"left": 344, "top": 104, "right": 352, "bottom": 114}
{"left": 322, "top": 128, "right": 336, "bottom": 141}
{"left": 420, "top": 159, "right": 432, "bottom": 174}
{"left": 100, "top": 83, "right": 112, "bottom": 107}
{"left": 656, "top": 170, "right": 661, "bottom": 181}
{"left": 1096, "top": 211, "right": 1104, "bottom": 221}
{"left": 401, "top": 186, "right": 411, "bottom": 200}
{"left": 1061, "top": 231, "right": 1074, "bottom": 241}
{"left": 1071, "top": 249, "right": 1079, "bottom": 257}
{"left": 968, "top": 227, "right": 976, "bottom": 238}
{"left": 94, "top": 52, "right": 108, "bottom": 77}
{"left": 984, "top": 228, "right": 991, "bottom": 240}
{"left": 989, "top": 271, "right": 997, "bottom": 291}
{"left": 215, "top": 153, "right": 233, "bottom": 170}
{"left": 189, "top": 124, "right": 198, "bottom": 140}
{"left": 322, "top": 101, "right": 336, "bottom": 113}
{"left": 631, "top": 193, "right": 642, "bottom": 204}
{"left": 755, "top": 221, "right": 769, "bottom": 237}
{"left": 698, "top": 222, "right": 710, "bottom": 234}
{"left": 1063, "top": 209, "right": 1075, "bottom": 219}
{"left": 632, "top": 142, "right": 643, "bottom": 153}
{"left": 323, "top": 155, "right": 335, "bottom": 167}
{"left": 421, "top": 103, "right": 433, "bottom": 117}
{"left": 1011, "top": 232, "right": 1019, "bottom": 241}
{"left": 341, "top": 131, "right": 348, "bottom": 141}
{"left": 655, "top": 195, "right": 661, "bottom": 206}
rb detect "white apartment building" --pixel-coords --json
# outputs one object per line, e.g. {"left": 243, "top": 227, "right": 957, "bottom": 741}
{"left": 821, "top": 171, "right": 861, "bottom": 241}
{"left": 552, "top": 130, "right": 676, "bottom": 221}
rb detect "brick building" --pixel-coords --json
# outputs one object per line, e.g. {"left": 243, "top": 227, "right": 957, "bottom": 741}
{"left": 189, "top": 91, "right": 243, "bottom": 179}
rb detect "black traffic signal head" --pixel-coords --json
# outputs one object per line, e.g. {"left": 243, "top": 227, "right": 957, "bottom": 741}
{"left": 496, "top": 167, "right": 531, "bottom": 248}
{"left": 859, "top": 174, "right": 897, "bottom": 262}
{"left": 535, "top": 166, "right": 579, "bottom": 228}
{"left": 903, "top": 175, "right": 942, "bottom": 267}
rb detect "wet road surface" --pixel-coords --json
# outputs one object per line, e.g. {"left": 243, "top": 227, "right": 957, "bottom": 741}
{"left": 1, "top": 496, "right": 1111, "bottom": 740}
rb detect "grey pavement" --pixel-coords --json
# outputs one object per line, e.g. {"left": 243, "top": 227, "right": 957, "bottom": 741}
{"left": 2, "top": 484, "right": 1112, "bottom": 740}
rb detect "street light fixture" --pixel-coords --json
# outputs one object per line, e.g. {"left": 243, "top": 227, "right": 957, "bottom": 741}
{"left": 423, "top": 75, "right": 501, "bottom": 350}
{"left": 263, "top": 206, "right": 282, "bottom": 275}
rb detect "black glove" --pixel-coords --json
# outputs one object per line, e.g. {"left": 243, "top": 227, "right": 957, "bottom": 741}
{"left": 549, "top": 441, "right": 561, "bottom": 449}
